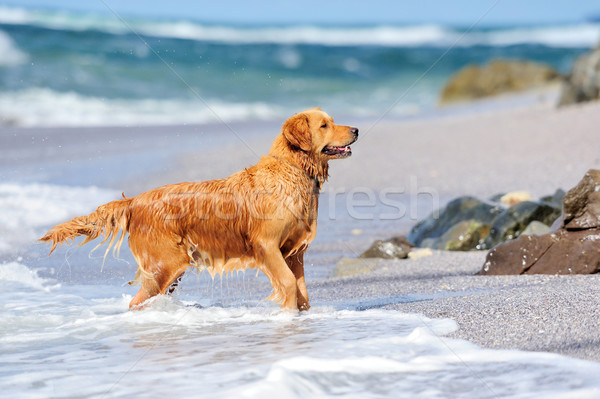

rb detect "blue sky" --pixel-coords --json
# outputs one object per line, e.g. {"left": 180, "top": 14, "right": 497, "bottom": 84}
{"left": 4, "top": 0, "right": 600, "bottom": 25}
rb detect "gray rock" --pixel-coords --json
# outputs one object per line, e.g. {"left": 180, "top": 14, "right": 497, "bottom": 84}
{"left": 360, "top": 236, "right": 412, "bottom": 259}
{"left": 480, "top": 201, "right": 561, "bottom": 250}
{"left": 488, "top": 193, "right": 505, "bottom": 203}
{"left": 427, "top": 220, "right": 490, "bottom": 251}
{"left": 420, "top": 238, "right": 437, "bottom": 249}
{"left": 540, "top": 189, "right": 566, "bottom": 208}
{"left": 408, "top": 196, "right": 503, "bottom": 247}
{"left": 558, "top": 47, "right": 600, "bottom": 105}
{"left": 520, "top": 221, "right": 551, "bottom": 236}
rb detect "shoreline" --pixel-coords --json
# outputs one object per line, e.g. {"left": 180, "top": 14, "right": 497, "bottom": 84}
{"left": 4, "top": 91, "right": 600, "bottom": 361}
{"left": 311, "top": 251, "right": 600, "bottom": 362}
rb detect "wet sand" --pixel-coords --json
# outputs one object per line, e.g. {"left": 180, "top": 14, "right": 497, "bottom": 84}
{"left": 312, "top": 251, "right": 600, "bottom": 361}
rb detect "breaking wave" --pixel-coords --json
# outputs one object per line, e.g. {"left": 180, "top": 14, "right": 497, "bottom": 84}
{"left": 0, "top": 29, "right": 27, "bottom": 65}
{"left": 0, "top": 88, "right": 283, "bottom": 127}
{"left": 1, "top": 6, "right": 598, "bottom": 48}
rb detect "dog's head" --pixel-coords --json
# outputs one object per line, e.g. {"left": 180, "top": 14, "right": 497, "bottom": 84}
{"left": 281, "top": 108, "right": 358, "bottom": 160}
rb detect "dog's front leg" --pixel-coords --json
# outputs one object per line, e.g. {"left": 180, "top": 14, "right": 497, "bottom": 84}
{"left": 286, "top": 252, "right": 310, "bottom": 311}
{"left": 257, "top": 242, "right": 298, "bottom": 310}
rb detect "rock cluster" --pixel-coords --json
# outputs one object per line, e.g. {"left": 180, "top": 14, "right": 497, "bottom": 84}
{"left": 480, "top": 170, "right": 600, "bottom": 275}
{"left": 358, "top": 190, "right": 564, "bottom": 260}
{"left": 440, "top": 59, "right": 561, "bottom": 105}
{"left": 406, "top": 192, "right": 563, "bottom": 252}
{"left": 558, "top": 44, "right": 600, "bottom": 105}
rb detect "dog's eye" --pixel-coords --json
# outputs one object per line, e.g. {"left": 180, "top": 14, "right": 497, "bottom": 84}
{"left": 321, "top": 123, "right": 327, "bottom": 128}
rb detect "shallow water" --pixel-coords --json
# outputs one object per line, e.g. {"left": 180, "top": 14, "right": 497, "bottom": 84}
{"left": 2, "top": 261, "right": 600, "bottom": 399}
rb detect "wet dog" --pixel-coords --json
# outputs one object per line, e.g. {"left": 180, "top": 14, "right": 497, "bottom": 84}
{"left": 41, "top": 108, "right": 358, "bottom": 311}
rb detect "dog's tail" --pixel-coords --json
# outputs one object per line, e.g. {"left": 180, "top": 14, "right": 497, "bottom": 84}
{"left": 40, "top": 195, "right": 133, "bottom": 259}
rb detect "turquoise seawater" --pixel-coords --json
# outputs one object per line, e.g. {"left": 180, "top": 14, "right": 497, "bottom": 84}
{"left": 0, "top": 6, "right": 598, "bottom": 126}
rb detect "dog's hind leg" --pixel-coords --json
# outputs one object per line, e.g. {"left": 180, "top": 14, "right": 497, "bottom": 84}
{"left": 129, "top": 263, "right": 188, "bottom": 309}
{"left": 128, "top": 237, "right": 190, "bottom": 309}
{"left": 129, "top": 279, "right": 157, "bottom": 309}
{"left": 286, "top": 252, "right": 310, "bottom": 311}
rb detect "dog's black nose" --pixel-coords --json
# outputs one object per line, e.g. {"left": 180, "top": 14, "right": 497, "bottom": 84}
{"left": 351, "top": 127, "right": 359, "bottom": 137}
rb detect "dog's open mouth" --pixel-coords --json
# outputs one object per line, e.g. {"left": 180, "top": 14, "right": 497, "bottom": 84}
{"left": 322, "top": 145, "right": 352, "bottom": 157}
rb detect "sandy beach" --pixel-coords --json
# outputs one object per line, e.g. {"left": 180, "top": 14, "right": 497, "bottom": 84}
{"left": 317, "top": 97, "right": 600, "bottom": 361}
{"left": 3, "top": 93, "right": 600, "bottom": 365}
{"left": 326, "top": 97, "right": 600, "bottom": 361}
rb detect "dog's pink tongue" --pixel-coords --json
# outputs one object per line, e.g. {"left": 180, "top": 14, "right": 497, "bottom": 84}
{"left": 325, "top": 145, "right": 351, "bottom": 153}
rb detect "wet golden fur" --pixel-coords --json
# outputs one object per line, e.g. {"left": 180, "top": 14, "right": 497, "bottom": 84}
{"left": 40, "top": 109, "right": 358, "bottom": 311}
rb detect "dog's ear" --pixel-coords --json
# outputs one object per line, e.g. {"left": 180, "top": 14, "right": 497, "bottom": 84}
{"left": 282, "top": 113, "right": 311, "bottom": 151}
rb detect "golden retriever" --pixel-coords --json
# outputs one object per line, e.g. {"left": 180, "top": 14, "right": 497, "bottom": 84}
{"left": 40, "top": 108, "right": 358, "bottom": 311}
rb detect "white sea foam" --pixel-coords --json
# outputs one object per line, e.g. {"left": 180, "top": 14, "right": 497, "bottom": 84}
{"left": 0, "top": 6, "right": 33, "bottom": 24}
{"left": 143, "top": 22, "right": 600, "bottom": 48}
{"left": 0, "top": 183, "right": 118, "bottom": 255}
{"left": 0, "top": 88, "right": 283, "bottom": 127}
{"left": 1, "top": 269, "right": 600, "bottom": 399}
{"left": 466, "top": 24, "right": 600, "bottom": 48}
{"left": 0, "top": 5, "right": 127, "bottom": 34}
{"left": 144, "top": 23, "right": 452, "bottom": 47}
{"left": 0, "top": 261, "right": 60, "bottom": 291}
{"left": 0, "top": 6, "right": 598, "bottom": 48}
{"left": 0, "top": 29, "right": 28, "bottom": 65}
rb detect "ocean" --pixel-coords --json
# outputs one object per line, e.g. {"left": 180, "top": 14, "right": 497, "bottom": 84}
{"left": 0, "top": 5, "right": 598, "bottom": 127}
{"left": 2, "top": 5, "right": 600, "bottom": 398}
